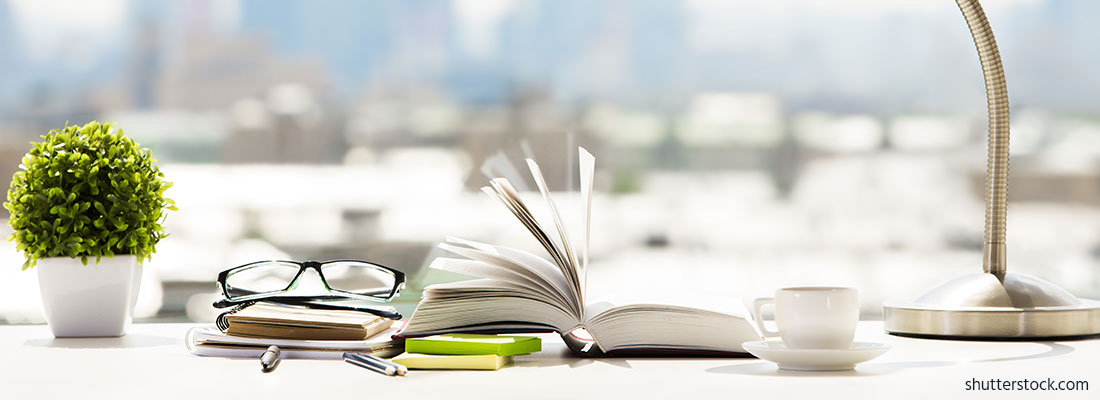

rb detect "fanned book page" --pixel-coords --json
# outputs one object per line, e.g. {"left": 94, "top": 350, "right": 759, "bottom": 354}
{"left": 402, "top": 147, "right": 759, "bottom": 355}
{"left": 578, "top": 148, "right": 595, "bottom": 303}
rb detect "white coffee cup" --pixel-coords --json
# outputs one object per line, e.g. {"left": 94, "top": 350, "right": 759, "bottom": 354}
{"left": 751, "top": 287, "right": 860, "bottom": 349}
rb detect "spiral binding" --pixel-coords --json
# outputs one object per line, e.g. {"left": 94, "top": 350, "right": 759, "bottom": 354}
{"left": 215, "top": 301, "right": 257, "bottom": 331}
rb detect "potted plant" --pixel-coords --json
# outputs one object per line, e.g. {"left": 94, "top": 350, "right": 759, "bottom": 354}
{"left": 5, "top": 121, "right": 176, "bottom": 337}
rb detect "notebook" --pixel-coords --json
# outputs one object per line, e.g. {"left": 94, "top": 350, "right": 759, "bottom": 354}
{"left": 186, "top": 326, "right": 404, "bottom": 359}
{"left": 221, "top": 302, "right": 395, "bottom": 340}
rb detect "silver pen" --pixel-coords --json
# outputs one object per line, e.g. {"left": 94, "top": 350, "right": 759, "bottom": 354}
{"left": 342, "top": 352, "right": 406, "bottom": 376}
{"left": 260, "top": 345, "right": 281, "bottom": 373}
{"left": 357, "top": 352, "right": 408, "bottom": 376}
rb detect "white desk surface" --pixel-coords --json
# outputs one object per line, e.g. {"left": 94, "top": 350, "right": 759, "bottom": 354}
{"left": 2, "top": 321, "right": 1097, "bottom": 399}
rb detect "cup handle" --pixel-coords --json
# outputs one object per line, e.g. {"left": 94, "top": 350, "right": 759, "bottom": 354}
{"left": 752, "top": 297, "right": 780, "bottom": 337}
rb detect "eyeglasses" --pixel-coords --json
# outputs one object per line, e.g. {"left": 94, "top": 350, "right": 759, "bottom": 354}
{"left": 213, "top": 260, "right": 405, "bottom": 320}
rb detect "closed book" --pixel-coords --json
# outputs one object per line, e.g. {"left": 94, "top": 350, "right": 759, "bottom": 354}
{"left": 392, "top": 352, "right": 511, "bottom": 370}
{"left": 224, "top": 303, "right": 395, "bottom": 340}
{"left": 406, "top": 334, "right": 540, "bottom": 356}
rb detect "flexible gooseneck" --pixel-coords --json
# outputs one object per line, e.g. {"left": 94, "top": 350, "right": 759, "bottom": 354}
{"left": 884, "top": 0, "right": 1100, "bottom": 340}
{"left": 957, "top": 0, "right": 1010, "bottom": 280}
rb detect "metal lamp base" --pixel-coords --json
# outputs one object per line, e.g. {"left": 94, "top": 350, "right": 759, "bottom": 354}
{"left": 884, "top": 272, "right": 1100, "bottom": 339}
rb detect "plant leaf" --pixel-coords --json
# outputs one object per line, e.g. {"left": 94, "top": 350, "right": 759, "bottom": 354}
{"left": 3, "top": 121, "right": 176, "bottom": 268}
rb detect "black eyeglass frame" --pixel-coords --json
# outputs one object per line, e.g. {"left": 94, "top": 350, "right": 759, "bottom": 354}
{"left": 213, "top": 260, "right": 405, "bottom": 319}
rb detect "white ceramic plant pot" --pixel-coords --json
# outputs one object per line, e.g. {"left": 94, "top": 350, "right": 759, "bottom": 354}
{"left": 36, "top": 255, "right": 142, "bottom": 337}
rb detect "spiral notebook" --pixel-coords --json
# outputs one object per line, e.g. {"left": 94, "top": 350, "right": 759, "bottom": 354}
{"left": 219, "top": 302, "right": 396, "bottom": 340}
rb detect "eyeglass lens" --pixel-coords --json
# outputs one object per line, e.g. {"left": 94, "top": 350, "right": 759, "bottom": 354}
{"left": 224, "top": 262, "right": 300, "bottom": 298}
{"left": 224, "top": 261, "right": 396, "bottom": 299}
{"left": 320, "top": 261, "right": 397, "bottom": 297}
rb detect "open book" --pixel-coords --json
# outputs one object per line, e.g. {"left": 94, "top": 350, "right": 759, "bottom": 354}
{"left": 402, "top": 148, "right": 760, "bottom": 355}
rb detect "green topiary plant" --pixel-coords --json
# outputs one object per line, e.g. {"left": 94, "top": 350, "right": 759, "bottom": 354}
{"left": 5, "top": 121, "right": 176, "bottom": 270}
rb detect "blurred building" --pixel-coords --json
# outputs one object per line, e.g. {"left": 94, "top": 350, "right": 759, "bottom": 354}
{"left": 1, "top": 0, "right": 1100, "bottom": 324}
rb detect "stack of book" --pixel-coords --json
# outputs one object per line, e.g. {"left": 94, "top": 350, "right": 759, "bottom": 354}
{"left": 218, "top": 303, "right": 395, "bottom": 340}
{"left": 390, "top": 334, "right": 542, "bottom": 370}
{"left": 187, "top": 303, "right": 402, "bottom": 359}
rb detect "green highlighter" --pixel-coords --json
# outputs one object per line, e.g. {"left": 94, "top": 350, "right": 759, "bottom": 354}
{"left": 405, "top": 334, "right": 542, "bottom": 356}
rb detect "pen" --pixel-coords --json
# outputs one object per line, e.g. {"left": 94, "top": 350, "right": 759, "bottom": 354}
{"left": 342, "top": 352, "right": 406, "bottom": 376}
{"left": 356, "top": 352, "right": 408, "bottom": 376}
{"left": 260, "top": 345, "right": 281, "bottom": 373}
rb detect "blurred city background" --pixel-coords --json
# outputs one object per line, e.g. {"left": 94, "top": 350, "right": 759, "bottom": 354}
{"left": 2, "top": 0, "right": 1100, "bottom": 323}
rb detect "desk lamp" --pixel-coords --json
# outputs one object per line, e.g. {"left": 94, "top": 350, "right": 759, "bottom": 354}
{"left": 882, "top": 0, "right": 1100, "bottom": 339}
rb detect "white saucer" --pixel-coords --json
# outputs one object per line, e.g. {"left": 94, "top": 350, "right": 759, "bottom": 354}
{"left": 742, "top": 341, "right": 891, "bottom": 371}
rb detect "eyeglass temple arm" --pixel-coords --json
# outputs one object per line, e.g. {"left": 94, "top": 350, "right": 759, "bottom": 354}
{"left": 217, "top": 287, "right": 399, "bottom": 304}
{"left": 212, "top": 297, "right": 403, "bottom": 320}
{"left": 285, "top": 300, "right": 403, "bottom": 320}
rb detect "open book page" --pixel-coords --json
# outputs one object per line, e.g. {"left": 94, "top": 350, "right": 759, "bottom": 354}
{"left": 421, "top": 278, "right": 567, "bottom": 308}
{"left": 526, "top": 158, "right": 583, "bottom": 306}
{"left": 480, "top": 151, "right": 532, "bottom": 192}
{"left": 439, "top": 236, "right": 581, "bottom": 317}
{"left": 474, "top": 148, "right": 594, "bottom": 321}
{"left": 402, "top": 279, "right": 580, "bottom": 336}
{"left": 428, "top": 257, "right": 568, "bottom": 310}
{"left": 578, "top": 147, "right": 595, "bottom": 304}
{"left": 483, "top": 180, "right": 570, "bottom": 276}
{"left": 584, "top": 292, "right": 751, "bottom": 321}
{"left": 482, "top": 178, "right": 583, "bottom": 315}
{"left": 582, "top": 293, "right": 758, "bottom": 354}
